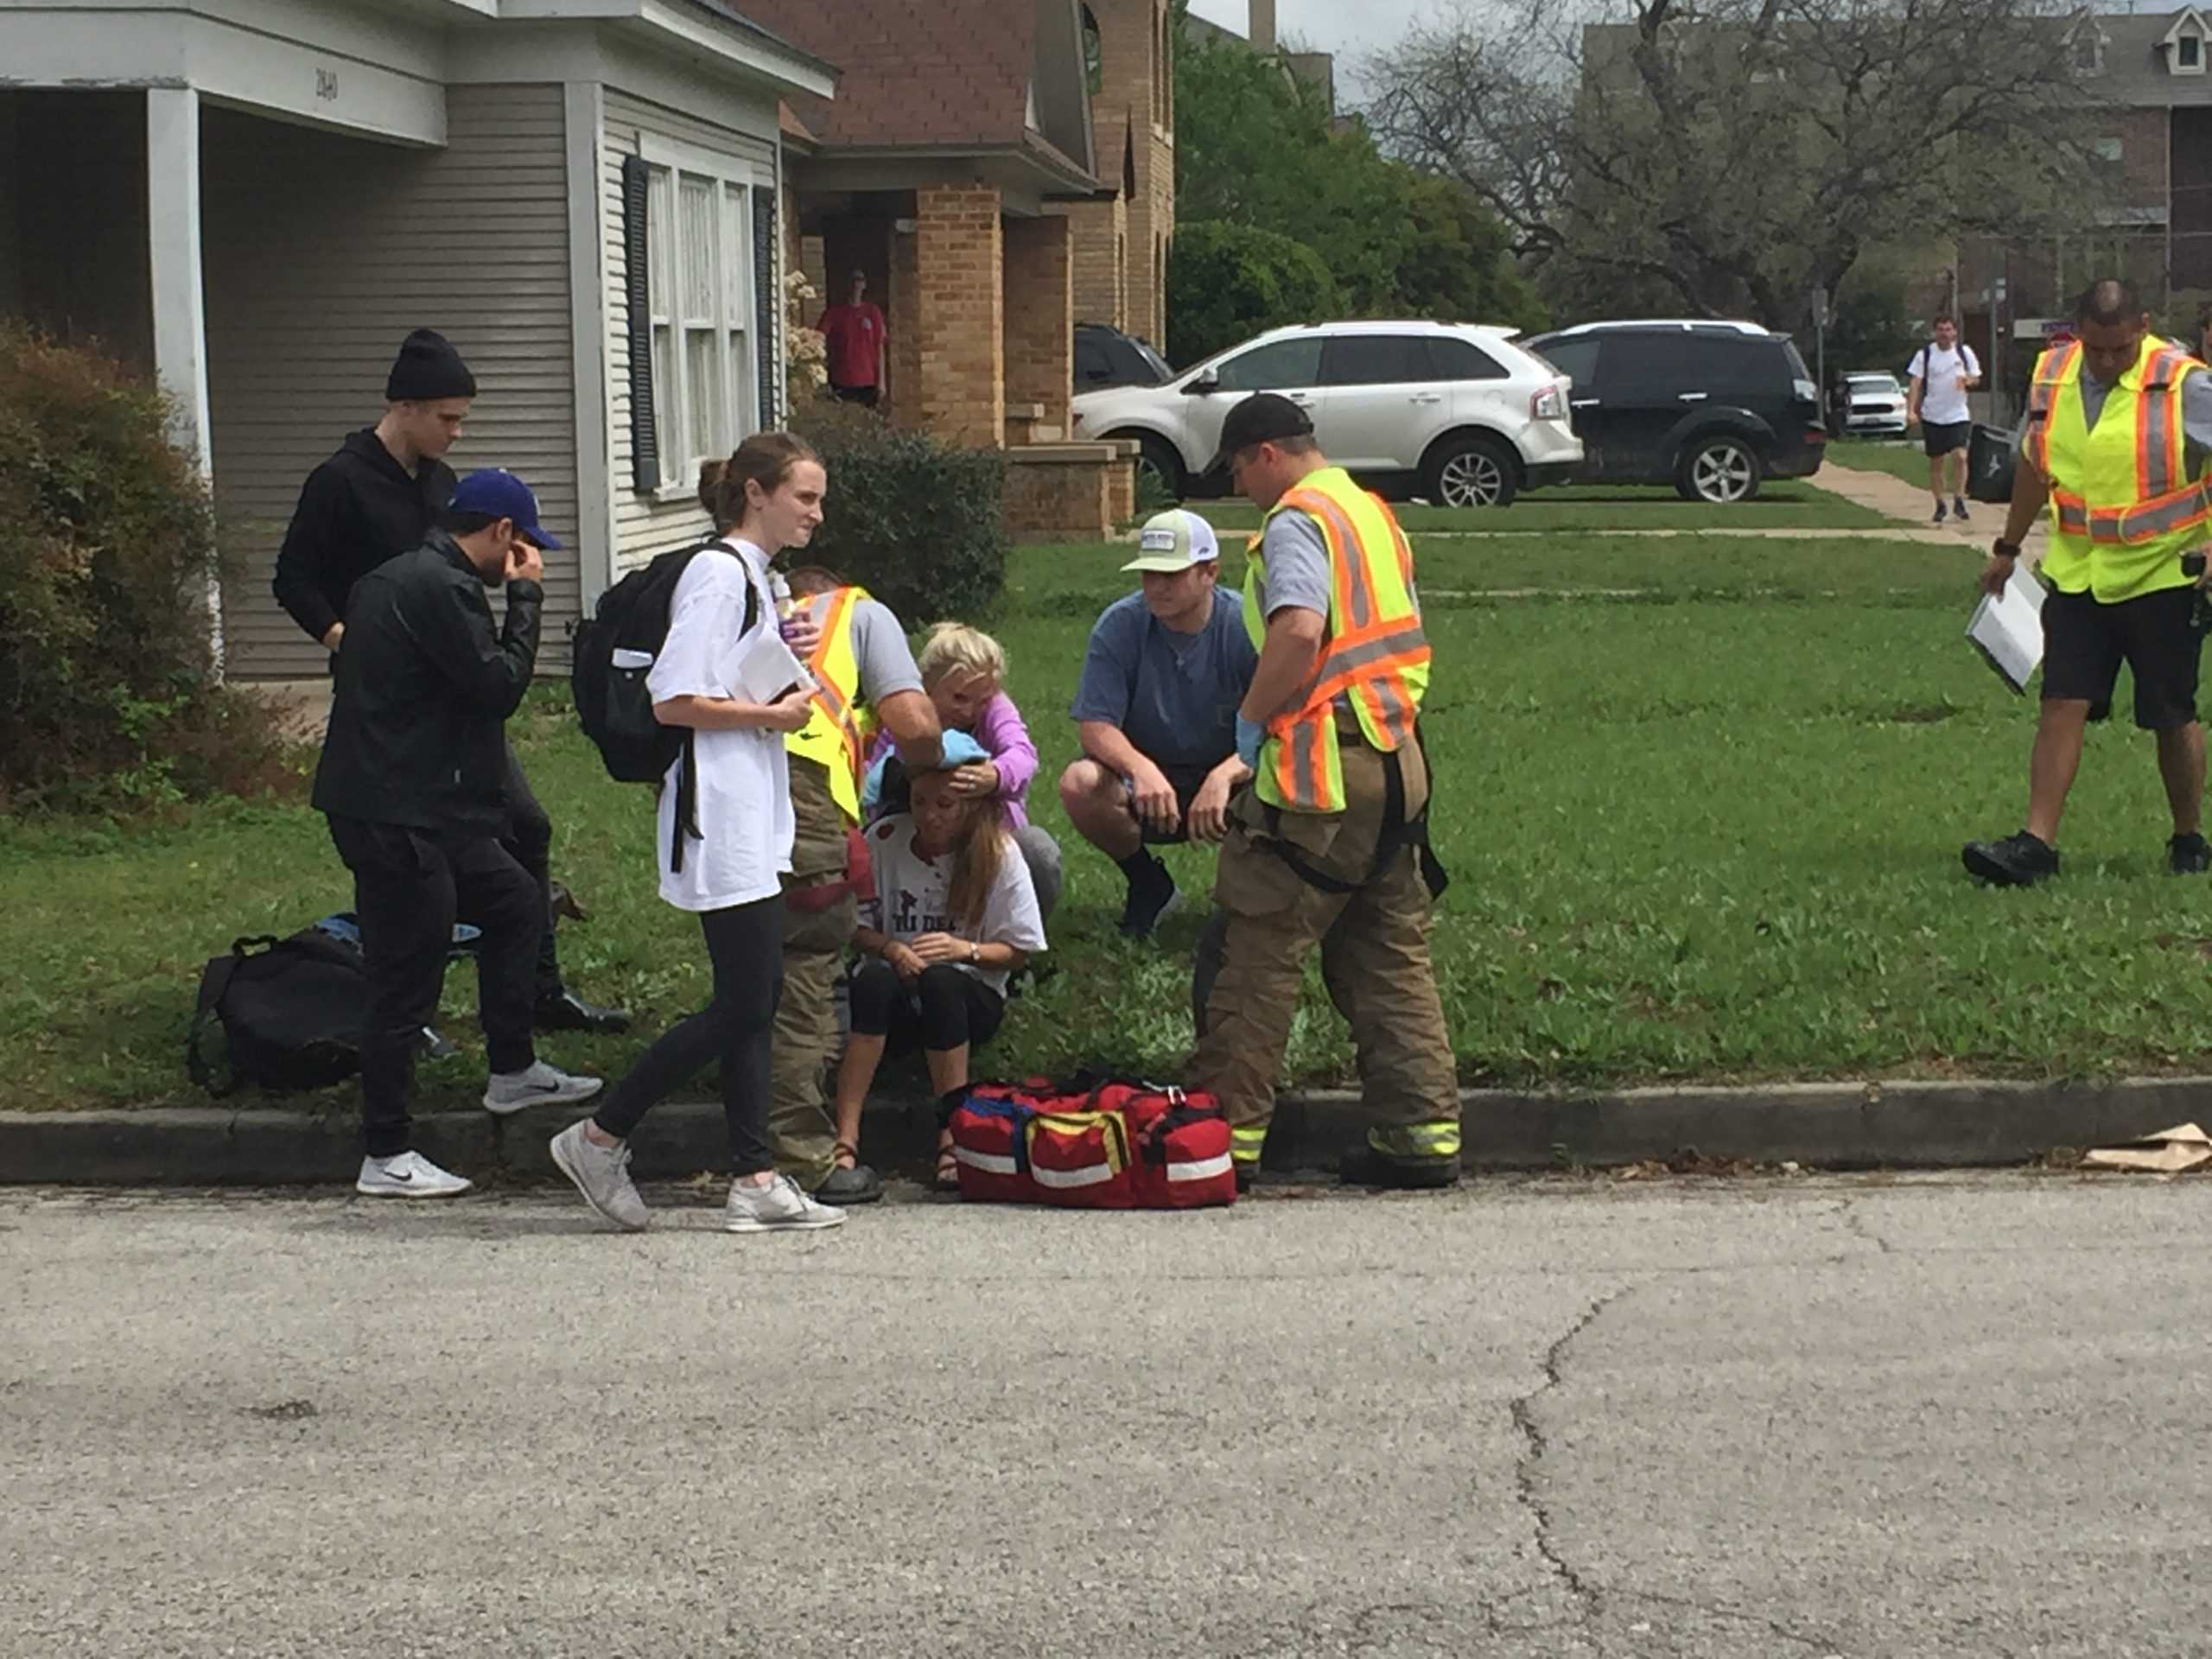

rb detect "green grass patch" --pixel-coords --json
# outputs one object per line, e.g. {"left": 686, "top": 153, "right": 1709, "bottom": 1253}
{"left": 5, "top": 531, "right": 2207, "bottom": 1113}
{"left": 1194, "top": 482, "right": 1890, "bottom": 536}
{"left": 1828, "top": 438, "right": 1942, "bottom": 490}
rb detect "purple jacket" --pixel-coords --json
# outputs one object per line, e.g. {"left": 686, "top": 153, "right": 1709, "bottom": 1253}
{"left": 867, "top": 691, "right": 1039, "bottom": 828}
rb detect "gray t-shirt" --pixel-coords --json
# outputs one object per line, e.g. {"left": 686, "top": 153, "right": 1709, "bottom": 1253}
{"left": 1253, "top": 512, "right": 1333, "bottom": 619}
{"left": 1070, "top": 588, "right": 1258, "bottom": 770}
{"left": 803, "top": 589, "right": 923, "bottom": 703}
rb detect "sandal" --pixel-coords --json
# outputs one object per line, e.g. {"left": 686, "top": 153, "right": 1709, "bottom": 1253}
{"left": 833, "top": 1138, "right": 861, "bottom": 1172}
{"left": 935, "top": 1139, "right": 962, "bottom": 1192}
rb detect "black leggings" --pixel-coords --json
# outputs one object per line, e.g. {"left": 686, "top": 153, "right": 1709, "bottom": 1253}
{"left": 849, "top": 961, "right": 1005, "bottom": 1054}
{"left": 594, "top": 894, "right": 783, "bottom": 1173}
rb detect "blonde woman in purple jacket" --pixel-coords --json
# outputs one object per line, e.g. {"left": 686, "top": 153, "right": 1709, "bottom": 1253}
{"left": 868, "top": 622, "right": 1061, "bottom": 919}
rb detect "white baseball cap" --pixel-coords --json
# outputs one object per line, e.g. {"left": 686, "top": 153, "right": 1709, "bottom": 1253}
{"left": 1122, "top": 508, "right": 1221, "bottom": 573}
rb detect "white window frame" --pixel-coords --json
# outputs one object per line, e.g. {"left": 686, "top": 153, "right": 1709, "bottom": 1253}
{"left": 2178, "top": 29, "right": 2206, "bottom": 73}
{"left": 638, "top": 135, "right": 769, "bottom": 504}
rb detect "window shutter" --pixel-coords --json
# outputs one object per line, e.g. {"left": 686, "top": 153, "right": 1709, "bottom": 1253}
{"left": 753, "top": 188, "right": 781, "bottom": 429}
{"left": 622, "top": 154, "right": 658, "bottom": 492}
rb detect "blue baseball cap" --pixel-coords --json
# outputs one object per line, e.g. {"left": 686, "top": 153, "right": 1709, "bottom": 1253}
{"left": 448, "top": 468, "right": 562, "bottom": 550}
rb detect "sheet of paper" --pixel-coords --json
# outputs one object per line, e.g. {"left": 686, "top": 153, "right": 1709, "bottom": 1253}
{"left": 1965, "top": 563, "right": 2046, "bottom": 695}
{"left": 720, "top": 626, "right": 816, "bottom": 705}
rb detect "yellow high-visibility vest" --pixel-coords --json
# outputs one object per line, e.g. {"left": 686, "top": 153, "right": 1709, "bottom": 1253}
{"left": 2026, "top": 334, "right": 2208, "bottom": 602}
{"left": 1243, "top": 467, "right": 1431, "bottom": 814}
{"left": 784, "top": 584, "right": 880, "bottom": 823}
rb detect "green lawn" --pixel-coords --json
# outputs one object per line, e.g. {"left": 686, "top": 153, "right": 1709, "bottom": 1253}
{"left": 1193, "top": 482, "right": 1890, "bottom": 535}
{"left": 1828, "top": 438, "right": 1941, "bottom": 490}
{"left": 7, "top": 530, "right": 2210, "bottom": 1114}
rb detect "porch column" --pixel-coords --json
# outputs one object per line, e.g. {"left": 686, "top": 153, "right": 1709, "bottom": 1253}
{"left": 146, "top": 86, "right": 224, "bottom": 671}
{"left": 1003, "top": 214, "right": 1072, "bottom": 438}
{"left": 914, "top": 184, "right": 1003, "bottom": 447}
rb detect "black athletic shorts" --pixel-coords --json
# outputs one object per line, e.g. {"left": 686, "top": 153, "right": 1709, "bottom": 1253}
{"left": 2040, "top": 584, "right": 2203, "bottom": 731}
{"left": 1922, "top": 420, "right": 1970, "bottom": 458}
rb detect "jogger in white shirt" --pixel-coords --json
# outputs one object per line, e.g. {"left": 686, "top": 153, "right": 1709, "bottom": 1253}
{"left": 550, "top": 433, "right": 845, "bottom": 1235}
{"left": 1907, "top": 314, "right": 1983, "bottom": 524}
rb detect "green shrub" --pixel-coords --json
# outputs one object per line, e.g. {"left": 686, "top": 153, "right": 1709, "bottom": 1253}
{"left": 0, "top": 323, "right": 283, "bottom": 813}
{"left": 788, "top": 395, "right": 1012, "bottom": 623}
{"left": 1166, "top": 219, "right": 1340, "bottom": 367}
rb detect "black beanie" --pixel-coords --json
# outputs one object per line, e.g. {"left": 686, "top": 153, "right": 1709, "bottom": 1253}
{"left": 386, "top": 328, "right": 477, "bottom": 402}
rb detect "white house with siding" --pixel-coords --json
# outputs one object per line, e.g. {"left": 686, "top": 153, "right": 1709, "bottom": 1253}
{"left": 0, "top": 0, "right": 833, "bottom": 680}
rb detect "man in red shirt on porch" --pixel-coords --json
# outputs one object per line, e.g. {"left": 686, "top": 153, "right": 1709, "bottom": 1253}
{"left": 818, "top": 269, "right": 887, "bottom": 407}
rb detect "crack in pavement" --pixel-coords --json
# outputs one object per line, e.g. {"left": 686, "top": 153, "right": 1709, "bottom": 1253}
{"left": 1509, "top": 1284, "right": 1639, "bottom": 1619}
{"left": 1839, "top": 1196, "right": 1897, "bottom": 1256}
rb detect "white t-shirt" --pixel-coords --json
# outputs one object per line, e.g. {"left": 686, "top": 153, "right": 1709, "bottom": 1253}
{"left": 645, "top": 538, "right": 794, "bottom": 912}
{"left": 860, "top": 813, "right": 1048, "bottom": 998}
{"left": 1909, "top": 342, "right": 1980, "bottom": 426}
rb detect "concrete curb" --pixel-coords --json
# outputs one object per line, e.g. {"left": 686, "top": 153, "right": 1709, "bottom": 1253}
{"left": 5, "top": 1076, "right": 2211, "bottom": 1186}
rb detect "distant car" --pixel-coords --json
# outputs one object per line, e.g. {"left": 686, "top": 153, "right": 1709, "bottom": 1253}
{"left": 1525, "top": 320, "right": 1826, "bottom": 503}
{"left": 1070, "top": 319, "right": 1582, "bottom": 507}
{"left": 1075, "top": 321, "right": 1173, "bottom": 393}
{"left": 1835, "top": 371, "right": 1908, "bottom": 439}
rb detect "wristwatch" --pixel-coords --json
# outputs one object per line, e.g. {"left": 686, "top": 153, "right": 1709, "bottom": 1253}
{"left": 1993, "top": 537, "right": 2022, "bottom": 561}
{"left": 969, "top": 941, "right": 980, "bottom": 964}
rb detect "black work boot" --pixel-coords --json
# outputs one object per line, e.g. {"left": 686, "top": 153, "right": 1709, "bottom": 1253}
{"left": 1116, "top": 854, "right": 1181, "bottom": 938}
{"left": 1338, "top": 1149, "right": 1463, "bottom": 1191}
{"left": 1961, "top": 830, "right": 2060, "bottom": 887}
{"left": 2170, "top": 832, "right": 2212, "bottom": 875}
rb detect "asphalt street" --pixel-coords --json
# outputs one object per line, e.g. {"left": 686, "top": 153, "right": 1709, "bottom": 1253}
{"left": 7, "top": 1171, "right": 2211, "bottom": 1658}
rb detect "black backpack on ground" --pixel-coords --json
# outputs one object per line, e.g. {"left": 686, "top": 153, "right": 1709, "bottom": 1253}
{"left": 188, "top": 931, "right": 367, "bottom": 1096}
{"left": 570, "top": 539, "right": 757, "bottom": 874}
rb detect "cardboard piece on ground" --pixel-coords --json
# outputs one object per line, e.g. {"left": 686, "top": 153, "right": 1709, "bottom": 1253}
{"left": 2082, "top": 1122, "right": 2212, "bottom": 1173}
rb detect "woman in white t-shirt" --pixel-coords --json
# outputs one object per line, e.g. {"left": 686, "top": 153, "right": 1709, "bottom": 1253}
{"left": 835, "top": 766, "right": 1048, "bottom": 1189}
{"left": 548, "top": 433, "right": 843, "bottom": 1236}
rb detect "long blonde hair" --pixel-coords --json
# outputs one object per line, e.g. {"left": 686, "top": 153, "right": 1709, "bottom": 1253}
{"left": 912, "top": 768, "right": 1011, "bottom": 931}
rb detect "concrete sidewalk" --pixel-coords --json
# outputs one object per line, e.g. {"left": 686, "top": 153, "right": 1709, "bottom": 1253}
{"left": 8, "top": 1073, "right": 2209, "bottom": 1186}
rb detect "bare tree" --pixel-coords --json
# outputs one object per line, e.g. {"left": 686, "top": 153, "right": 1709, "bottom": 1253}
{"left": 1365, "top": 0, "right": 2106, "bottom": 327}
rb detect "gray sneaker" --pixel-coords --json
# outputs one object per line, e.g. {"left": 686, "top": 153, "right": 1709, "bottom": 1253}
{"left": 549, "top": 1121, "right": 650, "bottom": 1232}
{"left": 725, "top": 1173, "right": 847, "bottom": 1233}
{"left": 484, "top": 1060, "right": 604, "bottom": 1116}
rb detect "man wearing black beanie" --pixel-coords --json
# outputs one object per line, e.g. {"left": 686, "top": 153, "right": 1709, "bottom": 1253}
{"left": 276, "top": 329, "right": 630, "bottom": 1039}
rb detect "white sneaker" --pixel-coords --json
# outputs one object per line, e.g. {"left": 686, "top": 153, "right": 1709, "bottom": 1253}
{"left": 724, "top": 1173, "right": 847, "bottom": 1233}
{"left": 483, "top": 1060, "right": 604, "bottom": 1116}
{"left": 549, "top": 1121, "right": 651, "bottom": 1232}
{"left": 356, "top": 1151, "right": 472, "bottom": 1199}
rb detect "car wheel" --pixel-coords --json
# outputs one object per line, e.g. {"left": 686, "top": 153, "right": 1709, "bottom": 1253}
{"left": 1424, "top": 435, "right": 1519, "bottom": 509}
{"left": 1120, "top": 433, "right": 1184, "bottom": 501}
{"left": 1676, "top": 435, "right": 1763, "bottom": 504}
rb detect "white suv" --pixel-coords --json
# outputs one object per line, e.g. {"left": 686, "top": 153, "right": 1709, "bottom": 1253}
{"left": 1070, "top": 320, "right": 1582, "bottom": 508}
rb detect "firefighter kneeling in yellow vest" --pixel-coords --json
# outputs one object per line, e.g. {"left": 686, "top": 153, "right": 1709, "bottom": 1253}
{"left": 1189, "top": 394, "right": 1462, "bottom": 1191}
{"left": 1964, "top": 278, "right": 2212, "bottom": 887}
{"left": 771, "top": 569, "right": 941, "bottom": 1205}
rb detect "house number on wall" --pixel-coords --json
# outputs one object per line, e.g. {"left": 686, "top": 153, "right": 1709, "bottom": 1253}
{"left": 315, "top": 69, "right": 340, "bottom": 102}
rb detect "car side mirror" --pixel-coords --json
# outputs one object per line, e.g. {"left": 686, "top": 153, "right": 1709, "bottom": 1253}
{"left": 1185, "top": 372, "right": 1219, "bottom": 395}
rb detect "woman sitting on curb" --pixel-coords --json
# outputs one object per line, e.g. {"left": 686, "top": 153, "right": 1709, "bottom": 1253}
{"left": 833, "top": 765, "right": 1047, "bottom": 1191}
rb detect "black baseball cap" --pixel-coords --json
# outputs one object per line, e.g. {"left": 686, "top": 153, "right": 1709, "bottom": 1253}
{"left": 1211, "top": 392, "right": 1315, "bottom": 473}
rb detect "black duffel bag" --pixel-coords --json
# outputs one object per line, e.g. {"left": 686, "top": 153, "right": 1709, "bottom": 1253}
{"left": 188, "top": 930, "right": 365, "bottom": 1095}
{"left": 1967, "top": 423, "right": 2017, "bottom": 504}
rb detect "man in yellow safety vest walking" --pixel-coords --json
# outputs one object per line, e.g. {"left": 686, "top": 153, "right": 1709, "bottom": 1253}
{"left": 1190, "top": 394, "right": 1461, "bottom": 1190}
{"left": 1965, "top": 279, "right": 2212, "bottom": 886}
{"left": 772, "top": 568, "right": 941, "bottom": 1203}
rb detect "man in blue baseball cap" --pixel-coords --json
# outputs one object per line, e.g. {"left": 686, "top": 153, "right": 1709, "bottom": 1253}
{"left": 313, "top": 468, "right": 602, "bottom": 1199}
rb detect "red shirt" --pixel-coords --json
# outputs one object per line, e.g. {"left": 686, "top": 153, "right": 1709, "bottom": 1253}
{"left": 818, "top": 302, "right": 887, "bottom": 388}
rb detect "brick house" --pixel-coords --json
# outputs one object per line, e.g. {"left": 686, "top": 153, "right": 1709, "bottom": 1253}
{"left": 752, "top": 0, "right": 1170, "bottom": 537}
{"left": 0, "top": 0, "right": 833, "bottom": 681}
{"left": 1950, "top": 8, "right": 2212, "bottom": 415}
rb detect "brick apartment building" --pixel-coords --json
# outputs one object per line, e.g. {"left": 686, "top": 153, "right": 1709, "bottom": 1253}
{"left": 755, "top": 0, "right": 1175, "bottom": 537}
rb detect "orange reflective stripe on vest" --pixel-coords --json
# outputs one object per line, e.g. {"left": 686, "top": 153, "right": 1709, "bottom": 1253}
{"left": 2024, "top": 339, "right": 2081, "bottom": 477}
{"left": 805, "top": 586, "right": 865, "bottom": 775}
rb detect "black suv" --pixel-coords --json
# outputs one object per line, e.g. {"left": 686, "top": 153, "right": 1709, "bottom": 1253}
{"left": 1525, "top": 321, "right": 1826, "bottom": 503}
{"left": 1075, "top": 321, "right": 1173, "bottom": 392}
